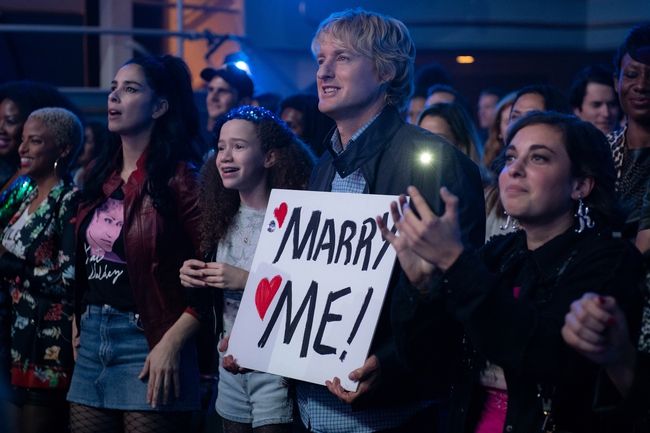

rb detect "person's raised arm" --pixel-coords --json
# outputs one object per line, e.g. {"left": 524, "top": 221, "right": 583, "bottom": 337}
{"left": 562, "top": 293, "right": 637, "bottom": 396}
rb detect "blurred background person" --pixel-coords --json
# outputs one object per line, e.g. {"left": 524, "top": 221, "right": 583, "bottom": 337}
{"left": 425, "top": 84, "right": 456, "bottom": 105}
{"left": 251, "top": 92, "right": 282, "bottom": 114}
{"left": 509, "top": 84, "right": 572, "bottom": 125}
{"left": 405, "top": 62, "right": 452, "bottom": 124}
{"left": 607, "top": 24, "right": 650, "bottom": 243}
{"left": 201, "top": 63, "right": 254, "bottom": 132}
{"left": 477, "top": 87, "right": 506, "bottom": 143}
{"left": 482, "top": 91, "right": 517, "bottom": 170}
{"left": 569, "top": 64, "right": 621, "bottom": 135}
{"left": 425, "top": 84, "right": 478, "bottom": 156}
{"left": 72, "top": 121, "right": 107, "bottom": 186}
{"left": 418, "top": 102, "right": 482, "bottom": 165}
{"left": 478, "top": 88, "right": 506, "bottom": 131}
{"left": 279, "top": 93, "right": 335, "bottom": 158}
{"left": 425, "top": 84, "right": 475, "bottom": 119}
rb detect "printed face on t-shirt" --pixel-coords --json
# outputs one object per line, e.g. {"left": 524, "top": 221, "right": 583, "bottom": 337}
{"left": 86, "top": 198, "right": 125, "bottom": 264}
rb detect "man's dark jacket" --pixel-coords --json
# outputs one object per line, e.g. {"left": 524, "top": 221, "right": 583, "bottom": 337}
{"left": 308, "top": 105, "right": 486, "bottom": 408}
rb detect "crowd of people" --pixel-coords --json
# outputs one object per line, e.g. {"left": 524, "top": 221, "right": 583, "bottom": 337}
{"left": 0, "top": 7, "right": 649, "bottom": 433}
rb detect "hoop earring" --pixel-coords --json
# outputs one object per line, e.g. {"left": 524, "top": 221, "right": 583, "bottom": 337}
{"left": 574, "top": 195, "right": 594, "bottom": 233}
{"left": 54, "top": 156, "right": 62, "bottom": 177}
{"left": 500, "top": 212, "right": 520, "bottom": 230}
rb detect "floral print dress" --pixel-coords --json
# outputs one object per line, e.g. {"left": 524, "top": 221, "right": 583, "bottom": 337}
{"left": 0, "top": 178, "right": 78, "bottom": 390}
{"left": 0, "top": 175, "right": 36, "bottom": 383}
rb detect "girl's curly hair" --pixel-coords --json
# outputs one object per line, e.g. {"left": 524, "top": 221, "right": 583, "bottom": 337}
{"left": 199, "top": 105, "right": 316, "bottom": 254}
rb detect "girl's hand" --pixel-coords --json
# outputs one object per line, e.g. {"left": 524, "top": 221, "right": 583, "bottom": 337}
{"left": 219, "top": 335, "right": 250, "bottom": 374}
{"left": 179, "top": 259, "right": 209, "bottom": 288}
{"left": 200, "top": 263, "right": 249, "bottom": 290}
{"left": 180, "top": 260, "right": 249, "bottom": 290}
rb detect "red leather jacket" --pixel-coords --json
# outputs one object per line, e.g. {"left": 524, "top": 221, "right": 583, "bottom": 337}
{"left": 74, "top": 154, "right": 202, "bottom": 349}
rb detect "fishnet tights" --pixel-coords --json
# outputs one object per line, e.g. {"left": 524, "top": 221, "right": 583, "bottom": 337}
{"left": 70, "top": 402, "right": 192, "bottom": 432}
{"left": 222, "top": 419, "right": 293, "bottom": 433}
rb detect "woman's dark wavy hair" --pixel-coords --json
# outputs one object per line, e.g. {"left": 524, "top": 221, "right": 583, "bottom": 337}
{"left": 418, "top": 102, "right": 481, "bottom": 164}
{"left": 511, "top": 84, "right": 572, "bottom": 116}
{"left": 81, "top": 55, "right": 206, "bottom": 214}
{"left": 199, "top": 105, "right": 316, "bottom": 254}
{"left": 502, "top": 112, "right": 625, "bottom": 230}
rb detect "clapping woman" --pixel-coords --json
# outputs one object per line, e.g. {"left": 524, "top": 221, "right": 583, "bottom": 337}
{"left": 0, "top": 107, "right": 81, "bottom": 433}
{"left": 383, "top": 112, "right": 644, "bottom": 432}
{"left": 66, "top": 55, "right": 206, "bottom": 432}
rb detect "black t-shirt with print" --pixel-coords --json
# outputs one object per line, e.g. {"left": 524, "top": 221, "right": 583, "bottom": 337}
{"left": 80, "top": 188, "right": 136, "bottom": 311}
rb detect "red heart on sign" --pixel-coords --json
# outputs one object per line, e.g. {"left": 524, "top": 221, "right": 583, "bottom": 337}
{"left": 274, "top": 202, "right": 288, "bottom": 228}
{"left": 255, "top": 275, "right": 282, "bottom": 320}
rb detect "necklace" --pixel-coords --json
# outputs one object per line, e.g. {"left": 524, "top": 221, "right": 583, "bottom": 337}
{"left": 621, "top": 145, "right": 650, "bottom": 210}
{"left": 243, "top": 209, "right": 265, "bottom": 244}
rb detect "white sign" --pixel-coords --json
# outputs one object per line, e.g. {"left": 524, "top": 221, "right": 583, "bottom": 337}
{"left": 227, "top": 189, "right": 399, "bottom": 391}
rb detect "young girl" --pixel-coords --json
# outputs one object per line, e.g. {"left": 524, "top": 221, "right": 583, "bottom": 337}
{"left": 67, "top": 55, "right": 207, "bottom": 432}
{"left": 180, "top": 106, "right": 315, "bottom": 433}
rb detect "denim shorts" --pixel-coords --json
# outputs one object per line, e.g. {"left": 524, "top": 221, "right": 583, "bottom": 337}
{"left": 215, "top": 363, "right": 292, "bottom": 427}
{"left": 67, "top": 305, "right": 200, "bottom": 411}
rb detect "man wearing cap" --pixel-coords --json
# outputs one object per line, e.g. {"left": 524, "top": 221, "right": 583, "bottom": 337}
{"left": 200, "top": 63, "right": 254, "bottom": 132}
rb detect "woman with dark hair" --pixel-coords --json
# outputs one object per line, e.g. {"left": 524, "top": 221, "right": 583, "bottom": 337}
{"left": 417, "top": 102, "right": 482, "bottom": 165}
{"left": 509, "top": 84, "right": 572, "bottom": 125}
{"left": 66, "top": 55, "right": 206, "bottom": 432}
{"left": 1, "top": 107, "right": 82, "bottom": 432}
{"left": 481, "top": 92, "right": 517, "bottom": 170}
{"left": 607, "top": 23, "right": 650, "bottom": 245}
{"left": 180, "top": 106, "right": 315, "bottom": 433}
{"left": 383, "top": 112, "right": 643, "bottom": 432}
{"left": 279, "top": 93, "right": 335, "bottom": 158}
{"left": 0, "top": 81, "right": 84, "bottom": 194}
{"left": 559, "top": 25, "right": 650, "bottom": 430}
{"left": 0, "top": 81, "right": 85, "bottom": 230}
{"left": 484, "top": 86, "right": 574, "bottom": 242}
{"left": 425, "top": 84, "right": 475, "bottom": 122}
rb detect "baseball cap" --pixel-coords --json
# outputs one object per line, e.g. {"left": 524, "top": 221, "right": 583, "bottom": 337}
{"left": 200, "top": 63, "right": 254, "bottom": 100}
